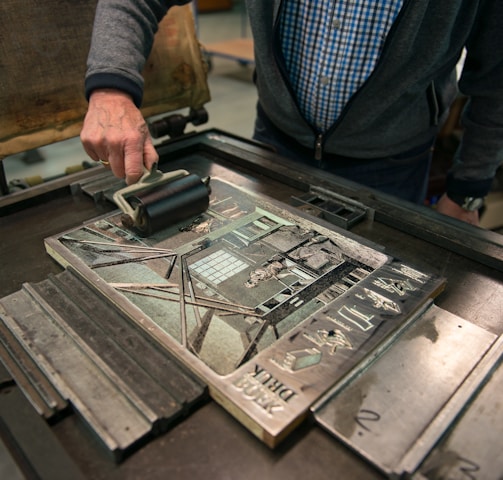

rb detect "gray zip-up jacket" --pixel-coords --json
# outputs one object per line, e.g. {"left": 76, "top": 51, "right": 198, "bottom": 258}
{"left": 85, "top": 0, "right": 503, "bottom": 198}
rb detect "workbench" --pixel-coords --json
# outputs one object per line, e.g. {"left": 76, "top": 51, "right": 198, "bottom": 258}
{"left": 0, "top": 130, "right": 501, "bottom": 480}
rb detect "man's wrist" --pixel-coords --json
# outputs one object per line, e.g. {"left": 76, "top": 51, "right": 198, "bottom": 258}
{"left": 85, "top": 73, "right": 143, "bottom": 107}
{"left": 445, "top": 173, "right": 492, "bottom": 211}
{"left": 446, "top": 193, "right": 485, "bottom": 211}
{"left": 89, "top": 89, "right": 134, "bottom": 102}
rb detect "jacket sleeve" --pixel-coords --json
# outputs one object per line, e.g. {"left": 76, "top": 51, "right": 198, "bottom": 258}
{"left": 85, "top": 0, "right": 191, "bottom": 107}
{"left": 448, "top": 0, "right": 503, "bottom": 198}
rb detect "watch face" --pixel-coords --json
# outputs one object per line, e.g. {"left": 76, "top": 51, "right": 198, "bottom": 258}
{"left": 462, "top": 197, "right": 484, "bottom": 211}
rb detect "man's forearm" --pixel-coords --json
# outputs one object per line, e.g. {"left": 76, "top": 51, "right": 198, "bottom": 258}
{"left": 85, "top": 0, "right": 190, "bottom": 106}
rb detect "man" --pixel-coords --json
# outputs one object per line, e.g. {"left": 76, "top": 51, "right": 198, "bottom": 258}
{"left": 81, "top": 0, "right": 503, "bottom": 226}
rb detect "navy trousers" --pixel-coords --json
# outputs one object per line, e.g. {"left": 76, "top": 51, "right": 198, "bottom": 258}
{"left": 253, "top": 106, "right": 433, "bottom": 205}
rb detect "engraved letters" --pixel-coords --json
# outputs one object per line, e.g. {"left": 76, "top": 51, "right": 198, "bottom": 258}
{"left": 356, "top": 288, "right": 401, "bottom": 314}
{"left": 304, "top": 329, "right": 353, "bottom": 354}
{"left": 271, "top": 348, "right": 322, "bottom": 372}
{"left": 337, "top": 305, "right": 375, "bottom": 331}
{"left": 372, "top": 277, "right": 417, "bottom": 296}
{"left": 233, "top": 365, "right": 297, "bottom": 415}
{"left": 391, "top": 264, "right": 429, "bottom": 283}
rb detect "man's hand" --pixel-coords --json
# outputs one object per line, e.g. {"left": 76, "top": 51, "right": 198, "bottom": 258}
{"left": 436, "top": 193, "right": 480, "bottom": 226}
{"left": 80, "top": 89, "right": 158, "bottom": 184}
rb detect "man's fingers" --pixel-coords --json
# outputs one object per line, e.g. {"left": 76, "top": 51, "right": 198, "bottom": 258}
{"left": 143, "top": 137, "right": 159, "bottom": 172}
{"left": 109, "top": 148, "right": 127, "bottom": 180}
{"left": 80, "top": 128, "right": 102, "bottom": 163}
{"left": 124, "top": 141, "right": 146, "bottom": 185}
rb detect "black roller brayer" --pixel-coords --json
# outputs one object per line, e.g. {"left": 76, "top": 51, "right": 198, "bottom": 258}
{"left": 113, "top": 165, "right": 211, "bottom": 237}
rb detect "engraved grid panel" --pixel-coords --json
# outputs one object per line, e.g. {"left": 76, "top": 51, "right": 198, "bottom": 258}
{"left": 190, "top": 249, "right": 248, "bottom": 285}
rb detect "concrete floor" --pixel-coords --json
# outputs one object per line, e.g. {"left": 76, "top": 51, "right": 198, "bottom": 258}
{"left": 3, "top": 2, "right": 257, "bottom": 184}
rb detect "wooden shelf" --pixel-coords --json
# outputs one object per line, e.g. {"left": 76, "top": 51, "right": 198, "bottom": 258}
{"left": 197, "top": 0, "right": 233, "bottom": 13}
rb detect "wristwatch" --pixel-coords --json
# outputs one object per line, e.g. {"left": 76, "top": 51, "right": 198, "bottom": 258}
{"left": 448, "top": 194, "right": 485, "bottom": 211}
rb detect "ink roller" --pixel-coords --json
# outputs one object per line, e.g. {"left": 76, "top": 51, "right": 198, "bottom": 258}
{"left": 113, "top": 164, "right": 211, "bottom": 236}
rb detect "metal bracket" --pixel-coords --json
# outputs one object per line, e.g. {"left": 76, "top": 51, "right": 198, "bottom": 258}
{"left": 291, "top": 186, "right": 370, "bottom": 230}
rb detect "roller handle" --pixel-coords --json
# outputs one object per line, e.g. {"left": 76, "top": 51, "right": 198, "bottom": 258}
{"left": 112, "top": 164, "right": 189, "bottom": 225}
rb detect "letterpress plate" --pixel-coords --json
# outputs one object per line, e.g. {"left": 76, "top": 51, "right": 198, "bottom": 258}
{"left": 45, "top": 179, "right": 445, "bottom": 447}
{"left": 313, "top": 305, "right": 499, "bottom": 476}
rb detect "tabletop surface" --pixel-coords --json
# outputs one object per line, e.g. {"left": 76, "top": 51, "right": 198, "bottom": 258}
{"left": 0, "top": 131, "right": 501, "bottom": 480}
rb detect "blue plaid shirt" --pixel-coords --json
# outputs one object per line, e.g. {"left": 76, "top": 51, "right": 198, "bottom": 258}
{"left": 279, "top": 0, "right": 403, "bottom": 133}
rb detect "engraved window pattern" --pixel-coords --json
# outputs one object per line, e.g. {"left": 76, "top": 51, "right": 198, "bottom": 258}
{"left": 190, "top": 249, "right": 248, "bottom": 285}
{"left": 234, "top": 216, "right": 282, "bottom": 243}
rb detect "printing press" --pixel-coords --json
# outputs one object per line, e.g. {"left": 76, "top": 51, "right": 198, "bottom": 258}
{"left": 0, "top": 3, "right": 502, "bottom": 479}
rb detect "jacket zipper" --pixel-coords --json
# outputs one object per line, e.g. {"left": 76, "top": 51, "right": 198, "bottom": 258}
{"left": 315, "top": 134, "right": 323, "bottom": 161}
{"left": 313, "top": 0, "right": 410, "bottom": 162}
{"left": 273, "top": 1, "right": 326, "bottom": 164}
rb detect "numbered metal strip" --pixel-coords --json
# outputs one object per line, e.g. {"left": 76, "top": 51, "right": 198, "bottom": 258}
{"left": 417, "top": 344, "right": 503, "bottom": 480}
{"left": 312, "top": 304, "right": 499, "bottom": 478}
